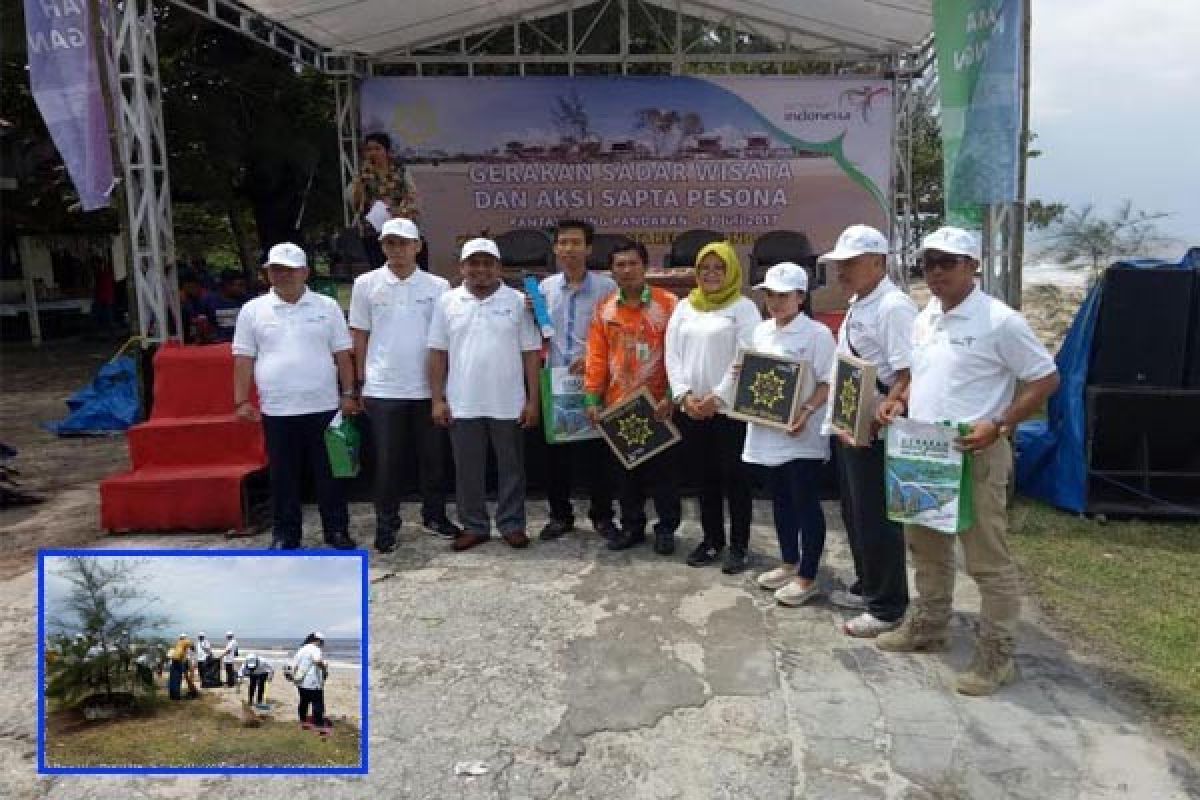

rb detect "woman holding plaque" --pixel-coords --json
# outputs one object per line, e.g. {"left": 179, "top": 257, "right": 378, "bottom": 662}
{"left": 716, "top": 263, "right": 836, "bottom": 606}
{"left": 665, "top": 241, "right": 761, "bottom": 573}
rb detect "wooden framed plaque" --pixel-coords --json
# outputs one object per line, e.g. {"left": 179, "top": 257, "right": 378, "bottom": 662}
{"left": 726, "top": 349, "right": 814, "bottom": 431}
{"left": 596, "top": 389, "right": 681, "bottom": 470}
{"left": 830, "top": 352, "right": 878, "bottom": 446}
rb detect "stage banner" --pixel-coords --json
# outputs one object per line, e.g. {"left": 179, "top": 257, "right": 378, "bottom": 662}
{"left": 23, "top": 0, "right": 115, "bottom": 211}
{"left": 360, "top": 76, "right": 893, "bottom": 273}
{"left": 933, "top": 0, "right": 1024, "bottom": 226}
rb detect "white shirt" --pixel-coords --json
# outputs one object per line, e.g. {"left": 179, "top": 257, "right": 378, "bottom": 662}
{"left": 665, "top": 296, "right": 760, "bottom": 403}
{"left": 196, "top": 639, "right": 212, "bottom": 660}
{"left": 821, "top": 277, "right": 916, "bottom": 436}
{"left": 232, "top": 289, "right": 353, "bottom": 416}
{"left": 724, "top": 315, "right": 837, "bottom": 465}
{"left": 348, "top": 266, "right": 449, "bottom": 399}
{"left": 908, "top": 287, "right": 1056, "bottom": 425}
{"left": 222, "top": 638, "right": 238, "bottom": 663}
{"left": 427, "top": 284, "right": 542, "bottom": 420}
{"left": 291, "top": 642, "right": 325, "bottom": 690}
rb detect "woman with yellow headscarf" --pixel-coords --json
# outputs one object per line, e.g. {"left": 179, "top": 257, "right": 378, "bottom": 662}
{"left": 664, "top": 241, "right": 762, "bottom": 573}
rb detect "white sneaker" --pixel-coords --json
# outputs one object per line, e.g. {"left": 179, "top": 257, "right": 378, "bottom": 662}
{"left": 756, "top": 566, "right": 794, "bottom": 591}
{"left": 774, "top": 581, "right": 820, "bottom": 607}
{"left": 843, "top": 612, "right": 901, "bottom": 638}
{"left": 829, "top": 589, "right": 866, "bottom": 610}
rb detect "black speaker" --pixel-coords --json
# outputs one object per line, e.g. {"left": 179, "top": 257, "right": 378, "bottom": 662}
{"left": 1187, "top": 271, "right": 1200, "bottom": 388}
{"left": 1090, "top": 267, "right": 1195, "bottom": 388}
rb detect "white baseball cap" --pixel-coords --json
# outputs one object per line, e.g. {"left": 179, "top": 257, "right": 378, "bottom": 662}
{"left": 379, "top": 217, "right": 420, "bottom": 241}
{"left": 460, "top": 237, "right": 501, "bottom": 262}
{"left": 178, "top": 633, "right": 187, "bottom": 639}
{"left": 312, "top": 631, "right": 325, "bottom": 641}
{"left": 918, "top": 226, "right": 981, "bottom": 262}
{"left": 225, "top": 631, "right": 234, "bottom": 637}
{"left": 753, "top": 262, "right": 809, "bottom": 293}
{"left": 197, "top": 632, "right": 205, "bottom": 638}
{"left": 263, "top": 242, "right": 307, "bottom": 269}
{"left": 818, "top": 224, "right": 889, "bottom": 263}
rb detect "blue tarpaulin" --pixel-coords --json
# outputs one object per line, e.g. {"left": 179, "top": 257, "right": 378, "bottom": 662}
{"left": 1015, "top": 253, "right": 1197, "bottom": 512}
{"left": 42, "top": 355, "right": 141, "bottom": 436}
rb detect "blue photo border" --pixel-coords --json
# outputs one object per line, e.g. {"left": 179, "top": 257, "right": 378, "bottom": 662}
{"left": 37, "top": 548, "right": 369, "bottom": 776}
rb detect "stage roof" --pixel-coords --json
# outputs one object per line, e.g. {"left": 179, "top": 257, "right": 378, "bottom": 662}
{"left": 237, "top": 0, "right": 934, "bottom": 61}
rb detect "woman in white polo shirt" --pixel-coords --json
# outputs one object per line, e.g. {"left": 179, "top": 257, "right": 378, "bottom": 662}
{"left": 717, "top": 263, "right": 835, "bottom": 605}
{"left": 665, "top": 241, "right": 761, "bottom": 573}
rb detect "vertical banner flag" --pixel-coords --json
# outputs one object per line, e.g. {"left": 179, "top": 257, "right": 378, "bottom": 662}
{"left": 360, "top": 77, "right": 893, "bottom": 273}
{"left": 24, "top": 0, "right": 115, "bottom": 211}
{"left": 933, "top": 0, "right": 1024, "bottom": 226}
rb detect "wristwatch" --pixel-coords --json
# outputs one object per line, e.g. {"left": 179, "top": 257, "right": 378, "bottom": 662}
{"left": 340, "top": 390, "right": 357, "bottom": 399}
{"left": 800, "top": 403, "right": 816, "bottom": 414}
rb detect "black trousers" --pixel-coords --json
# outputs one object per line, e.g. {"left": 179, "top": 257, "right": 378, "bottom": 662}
{"left": 835, "top": 439, "right": 909, "bottom": 622}
{"left": 363, "top": 397, "right": 449, "bottom": 530}
{"left": 676, "top": 413, "right": 752, "bottom": 551}
{"left": 545, "top": 437, "right": 614, "bottom": 525}
{"left": 224, "top": 662, "right": 237, "bottom": 687}
{"left": 298, "top": 687, "right": 326, "bottom": 726}
{"left": 611, "top": 435, "right": 681, "bottom": 535}
{"left": 248, "top": 673, "right": 267, "bottom": 705}
{"left": 262, "top": 411, "right": 348, "bottom": 545}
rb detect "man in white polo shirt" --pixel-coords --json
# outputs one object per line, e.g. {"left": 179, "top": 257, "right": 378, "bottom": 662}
{"left": 232, "top": 242, "right": 358, "bottom": 550}
{"left": 428, "top": 238, "right": 542, "bottom": 552}
{"left": 349, "top": 218, "right": 459, "bottom": 554}
{"left": 876, "top": 226, "right": 1059, "bottom": 696}
{"left": 818, "top": 224, "right": 917, "bottom": 639}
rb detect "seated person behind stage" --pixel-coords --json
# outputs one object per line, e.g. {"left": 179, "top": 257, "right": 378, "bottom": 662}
{"left": 210, "top": 270, "right": 249, "bottom": 342}
{"left": 180, "top": 269, "right": 217, "bottom": 343}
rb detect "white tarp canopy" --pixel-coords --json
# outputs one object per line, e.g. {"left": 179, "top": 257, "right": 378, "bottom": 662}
{"left": 237, "top": 0, "right": 933, "bottom": 61}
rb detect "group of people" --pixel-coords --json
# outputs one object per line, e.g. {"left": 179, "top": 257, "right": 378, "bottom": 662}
{"left": 180, "top": 264, "right": 253, "bottom": 344}
{"left": 230, "top": 211, "right": 1059, "bottom": 697}
{"left": 165, "top": 630, "right": 240, "bottom": 700}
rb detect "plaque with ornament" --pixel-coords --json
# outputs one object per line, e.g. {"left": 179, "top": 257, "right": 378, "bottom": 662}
{"left": 596, "top": 388, "right": 681, "bottom": 470}
{"left": 830, "top": 352, "right": 878, "bottom": 446}
{"left": 726, "top": 349, "right": 814, "bottom": 431}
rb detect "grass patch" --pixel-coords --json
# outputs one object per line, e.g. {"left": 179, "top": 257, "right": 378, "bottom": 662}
{"left": 1009, "top": 499, "right": 1200, "bottom": 753}
{"left": 45, "top": 690, "right": 360, "bottom": 769}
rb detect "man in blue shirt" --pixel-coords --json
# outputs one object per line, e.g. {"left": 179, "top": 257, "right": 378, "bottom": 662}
{"left": 537, "top": 220, "right": 618, "bottom": 541}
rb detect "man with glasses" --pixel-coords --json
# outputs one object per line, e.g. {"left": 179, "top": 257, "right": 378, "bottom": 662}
{"left": 818, "top": 225, "right": 917, "bottom": 638}
{"left": 875, "top": 226, "right": 1059, "bottom": 696}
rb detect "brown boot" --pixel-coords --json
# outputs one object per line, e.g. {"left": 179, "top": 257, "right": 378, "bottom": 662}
{"left": 955, "top": 636, "right": 1017, "bottom": 696}
{"left": 875, "top": 608, "right": 950, "bottom": 653}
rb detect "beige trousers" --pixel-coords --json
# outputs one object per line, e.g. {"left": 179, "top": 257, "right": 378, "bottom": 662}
{"left": 904, "top": 437, "right": 1019, "bottom": 644}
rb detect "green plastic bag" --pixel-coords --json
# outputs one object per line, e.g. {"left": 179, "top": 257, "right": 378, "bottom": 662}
{"left": 324, "top": 412, "right": 361, "bottom": 478}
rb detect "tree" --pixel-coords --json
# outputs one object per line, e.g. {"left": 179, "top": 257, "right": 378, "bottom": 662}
{"left": 45, "top": 558, "right": 169, "bottom": 711}
{"left": 1039, "top": 200, "right": 1172, "bottom": 279}
{"left": 551, "top": 89, "right": 592, "bottom": 142}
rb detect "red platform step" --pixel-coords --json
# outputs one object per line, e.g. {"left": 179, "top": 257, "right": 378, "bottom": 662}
{"left": 100, "top": 343, "right": 267, "bottom": 532}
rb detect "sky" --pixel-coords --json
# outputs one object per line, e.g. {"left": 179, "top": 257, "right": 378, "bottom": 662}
{"left": 43, "top": 555, "right": 363, "bottom": 640}
{"left": 1027, "top": 0, "right": 1199, "bottom": 250}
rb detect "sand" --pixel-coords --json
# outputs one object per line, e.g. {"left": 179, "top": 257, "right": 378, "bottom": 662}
{"left": 209, "top": 662, "right": 363, "bottom": 725}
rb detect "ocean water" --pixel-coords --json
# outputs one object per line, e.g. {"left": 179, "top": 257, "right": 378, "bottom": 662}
{"left": 234, "top": 637, "right": 361, "bottom": 666}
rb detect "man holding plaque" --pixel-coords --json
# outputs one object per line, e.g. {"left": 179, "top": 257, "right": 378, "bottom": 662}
{"left": 536, "top": 220, "right": 618, "bottom": 542}
{"left": 428, "top": 238, "right": 543, "bottom": 551}
{"left": 818, "top": 225, "right": 917, "bottom": 637}
{"left": 875, "top": 227, "right": 1059, "bottom": 696}
{"left": 584, "top": 240, "right": 681, "bottom": 554}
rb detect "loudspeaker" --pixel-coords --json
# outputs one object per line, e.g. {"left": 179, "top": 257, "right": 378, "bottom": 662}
{"left": 1090, "top": 267, "right": 1195, "bottom": 388}
{"left": 1187, "top": 272, "right": 1200, "bottom": 388}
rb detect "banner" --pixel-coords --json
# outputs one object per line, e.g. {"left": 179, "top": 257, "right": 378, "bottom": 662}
{"left": 540, "top": 367, "right": 600, "bottom": 445}
{"left": 933, "top": 0, "right": 1024, "bottom": 226}
{"left": 24, "top": 0, "right": 115, "bottom": 211}
{"left": 884, "top": 418, "right": 974, "bottom": 534}
{"left": 360, "top": 76, "right": 892, "bottom": 272}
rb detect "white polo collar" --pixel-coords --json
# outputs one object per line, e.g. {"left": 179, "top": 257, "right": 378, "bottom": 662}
{"left": 850, "top": 275, "right": 896, "bottom": 309}
{"left": 269, "top": 287, "right": 313, "bottom": 306}
{"left": 934, "top": 286, "right": 985, "bottom": 319}
{"left": 382, "top": 265, "right": 421, "bottom": 285}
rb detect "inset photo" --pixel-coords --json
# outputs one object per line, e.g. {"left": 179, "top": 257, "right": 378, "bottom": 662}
{"left": 37, "top": 550, "right": 366, "bottom": 774}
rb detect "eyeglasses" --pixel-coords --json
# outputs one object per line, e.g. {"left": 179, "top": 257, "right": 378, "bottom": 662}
{"left": 920, "top": 254, "right": 964, "bottom": 272}
{"left": 697, "top": 264, "right": 727, "bottom": 275}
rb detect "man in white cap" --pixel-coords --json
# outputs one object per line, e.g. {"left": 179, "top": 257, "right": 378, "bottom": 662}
{"left": 428, "top": 237, "right": 542, "bottom": 551}
{"left": 222, "top": 630, "right": 239, "bottom": 687}
{"left": 875, "top": 226, "right": 1059, "bottom": 696}
{"left": 818, "top": 225, "right": 917, "bottom": 638}
{"left": 349, "top": 218, "right": 460, "bottom": 554}
{"left": 195, "top": 632, "right": 214, "bottom": 684}
{"left": 232, "top": 242, "right": 358, "bottom": 550}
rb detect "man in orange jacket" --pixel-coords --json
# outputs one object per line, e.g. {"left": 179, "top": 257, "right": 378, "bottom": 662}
{"left": 584, "top": 239, "right": 681, "bottom": 554}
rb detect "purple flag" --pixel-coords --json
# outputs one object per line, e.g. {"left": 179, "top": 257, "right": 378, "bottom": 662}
{"left": 24, "top": 0, "right": 115, "bottom": 211}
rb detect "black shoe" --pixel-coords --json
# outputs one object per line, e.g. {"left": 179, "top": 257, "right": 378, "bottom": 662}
{"left": 325, "top": 533, "right": 357, "bottom": 551}
{"left": 423, "top": 517, "right": 462, "bottom": 538}
{"left": 606, "top": 529, "right": 646, "bottom": 551}
{"left": 593, "top": 519, "right": 619, "bottom": 540}
{"left": 539, "top": 518, "right": 575, "bottom": 541}
{"left": 271, "top": 537, "right": 301, "bottom": 550}
{"left": 721, "top": 549, "right": 748, "bottom": 575}
{"left": 653, "top": 530, "right": 676, "bottom": 555}
{"left": 374, "top": 534, "right": 396, "bottom": 554}
{"left": 686, "top": 542, "right": 723, "bottom": 567}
